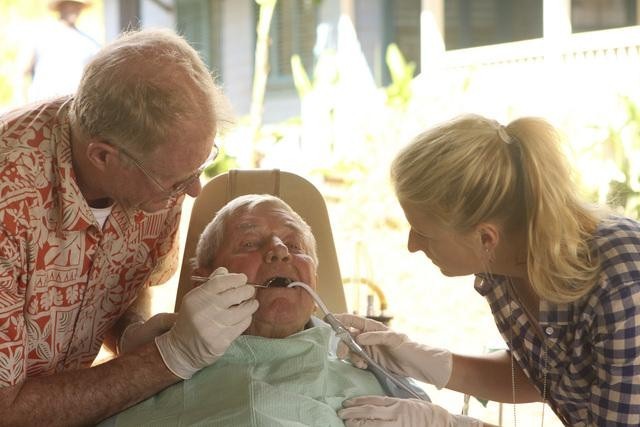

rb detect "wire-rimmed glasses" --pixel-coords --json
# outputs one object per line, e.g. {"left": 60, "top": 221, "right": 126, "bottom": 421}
{"left": 111, "top": 142, "right": 219, "bottom": 199}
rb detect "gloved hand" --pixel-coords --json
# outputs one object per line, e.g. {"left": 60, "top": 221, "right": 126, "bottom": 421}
{"left": 118, "top": 312, "right": 178, "bottom": 354}
{"left": 338, "top": 396, "right": 482, "bottom": 427}
{"left": 155, "top": 267, "right": 259, "bottom": 379}
{"left": 335, "top": 313, "right": 452, "bottom": 389}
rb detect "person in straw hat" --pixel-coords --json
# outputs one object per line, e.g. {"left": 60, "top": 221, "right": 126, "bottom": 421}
{"left": 24, "top": 0, "right": 100, "bottom": 102}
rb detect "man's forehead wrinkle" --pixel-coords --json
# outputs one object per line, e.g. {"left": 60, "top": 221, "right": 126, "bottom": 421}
{"left": 236, "top": 221, "right": 258, "bottom": 231}
{"left": 235, "top": 222, "right": 302, "bottom": 237}
{"left": 233, "top": 213, "right": 303, "bottom": 235}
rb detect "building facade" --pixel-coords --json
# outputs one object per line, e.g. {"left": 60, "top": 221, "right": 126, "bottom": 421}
{"left": 102, "top": 0, "right": 640, "bottom": 123}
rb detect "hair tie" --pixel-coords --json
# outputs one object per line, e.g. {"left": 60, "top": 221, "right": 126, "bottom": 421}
{"left": 497, "top": 126, "right": 513, "bottom": 144}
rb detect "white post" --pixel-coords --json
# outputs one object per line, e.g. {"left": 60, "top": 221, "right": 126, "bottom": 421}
{"left": 543, "top": 0, "right": 572, "bottom": 42}
{"left": 420, "top": 0, "right": 445, "bottom": 76}
{"left": 543, "top": 0, "right": 572, "bottom": 119}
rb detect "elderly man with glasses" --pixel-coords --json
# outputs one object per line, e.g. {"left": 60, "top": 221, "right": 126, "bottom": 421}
{"left": 0, "top": 29, "right": 257, "bottom": 426}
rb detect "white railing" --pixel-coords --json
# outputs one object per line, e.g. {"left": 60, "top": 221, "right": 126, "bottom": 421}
{"left": 443, "top": 25, "right": 640, "bottom": 68}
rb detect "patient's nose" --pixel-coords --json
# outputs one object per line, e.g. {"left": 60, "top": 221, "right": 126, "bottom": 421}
{"left": 264, "top": 237, "right": 290, "bottom": 263}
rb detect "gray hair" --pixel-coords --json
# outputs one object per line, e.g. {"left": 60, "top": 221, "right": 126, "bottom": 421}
{"left": 195, "top": 194, "right": 318, "bottom": 271}
{"left": 70, "top": 28, "right": 233, "bottom": 155}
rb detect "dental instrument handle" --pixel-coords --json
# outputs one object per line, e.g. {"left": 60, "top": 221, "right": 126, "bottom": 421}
{"left": 325, "top": 313, "right": 426, "bottom": 401}
{"left": 287, "top": 282, "right": 427, "bottom": 401}
{"left": 360, "top": 350, "right": 429, "bottom": 401}
{"left": 191, "top": 275, "right": 269, "bottom": 288}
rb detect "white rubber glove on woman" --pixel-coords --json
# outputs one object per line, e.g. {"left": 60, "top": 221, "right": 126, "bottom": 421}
{"left": 335, "top": 313, "right": 452, "bottom": 389}
{"left": 118, "top": 312, "right": 177, "bottom": 354}
{"left": 338, "top": 396, "right": 482, "bottom": 427}
{"left": 155, "top": 267, "right": 259, "bottom": 379}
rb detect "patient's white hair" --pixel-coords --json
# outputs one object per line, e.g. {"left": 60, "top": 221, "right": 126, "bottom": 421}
{"left": 194, "top": 194, "right": 318, "bottom": 270}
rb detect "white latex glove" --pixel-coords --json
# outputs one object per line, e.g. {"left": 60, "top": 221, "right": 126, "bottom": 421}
{"left": 117, "top": 313, "right": 178, "bottom": 354}
{"left": 155, "top": 267, "right": 258, "bottom": 379}
{"left": 338, "top": 396, "right": 482, "bottom": 427}
{"left": 335, "top": 313, "right": 452, "bottom": 389}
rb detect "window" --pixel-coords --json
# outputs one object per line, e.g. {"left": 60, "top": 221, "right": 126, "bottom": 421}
{"left": 119, "top": 0, "right": 140, "bottom": 31}
{"left": 266, "top": 0, "right": 318, "bottom": 86}
{"left": 356, "top": 0, "right": 421, "bottom": 86}
{"left": 444, "top": 0, "right": 543, "bottom": 50}
{"left": 572, "top": 0, "right": 637, "bottom": 33}
{"left": 387, "top": 0, "right": 422, "bottom": 79}
{"left": 176, "top": 0, "right": 223, "bottom": 79}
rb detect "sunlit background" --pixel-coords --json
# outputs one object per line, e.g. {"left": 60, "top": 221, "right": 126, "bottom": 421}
{"left": 2, "top": 0, "right": 640, "bottom": 425}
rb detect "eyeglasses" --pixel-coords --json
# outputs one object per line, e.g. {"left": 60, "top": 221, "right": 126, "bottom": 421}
{"left": 112, "top": 142, "right": 219, "bottom": 199}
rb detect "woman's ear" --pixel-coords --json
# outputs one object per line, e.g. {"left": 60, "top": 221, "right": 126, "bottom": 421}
{"left": 475, "top": 222, "right": 500, "bottom": 257}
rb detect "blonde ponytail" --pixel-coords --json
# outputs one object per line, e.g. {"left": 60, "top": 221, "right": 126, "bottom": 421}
{"left": 507, "top": 118, "right": 600, "bottom": 302}
{"left": 391, "top": 114, "right": 601, "bottom": 303}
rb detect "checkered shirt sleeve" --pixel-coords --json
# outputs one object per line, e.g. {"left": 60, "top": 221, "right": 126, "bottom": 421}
{"left": 587, "top": 217, "right": 640, "bottom": 425}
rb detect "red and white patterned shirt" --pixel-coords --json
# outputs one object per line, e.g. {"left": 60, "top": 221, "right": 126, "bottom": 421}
{"left": 0, "top": 98, "right": 181, "bottom": 387}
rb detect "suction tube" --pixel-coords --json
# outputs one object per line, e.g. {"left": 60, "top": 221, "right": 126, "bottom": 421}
{"left": 287, "top": 282, "right": 429, "bottom": 401}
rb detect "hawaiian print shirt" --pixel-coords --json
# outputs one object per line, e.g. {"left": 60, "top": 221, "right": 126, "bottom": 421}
{"left": 475, "top": 216, "right": 640, "bottom": 426}
{"left": 0, "top": 98, "right": 181, "bottom": 387}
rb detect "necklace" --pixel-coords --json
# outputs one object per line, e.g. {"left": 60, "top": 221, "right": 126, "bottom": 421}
{"left": 507, "top": 278, "right": 548, "bottom": 427}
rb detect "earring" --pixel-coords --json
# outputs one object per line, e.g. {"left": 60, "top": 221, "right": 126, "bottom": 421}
{"left": 485, "top": 247, "right": 495, "bottom": 263}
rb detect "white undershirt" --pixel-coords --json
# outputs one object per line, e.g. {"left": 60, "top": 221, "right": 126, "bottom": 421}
{"left": 90, "top": 205, "right": 113, "bottom": 229}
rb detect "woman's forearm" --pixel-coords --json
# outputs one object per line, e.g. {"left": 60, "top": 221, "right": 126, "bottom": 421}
{"left": 446, "top": 350, "right": 542, "bottom": 403}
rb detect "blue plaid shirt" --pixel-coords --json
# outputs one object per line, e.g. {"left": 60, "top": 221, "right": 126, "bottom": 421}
{"left": 475, "top": 216, "right": 640, "bottom": 426}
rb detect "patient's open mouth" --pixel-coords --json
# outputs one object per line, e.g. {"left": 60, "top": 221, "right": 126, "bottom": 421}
{"left": 262, "top": 277, "right": 293, "bottom": 288}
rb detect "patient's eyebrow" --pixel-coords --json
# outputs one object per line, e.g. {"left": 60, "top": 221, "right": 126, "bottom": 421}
{"left": 284, "top": 222, "right": 304, "bottom": 236}
{"left": 235, "top": 220, "right": 303, "bottom": 236}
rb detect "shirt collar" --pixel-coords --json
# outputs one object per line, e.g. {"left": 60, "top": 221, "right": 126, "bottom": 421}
{"left": 476, "top": 273, "right": 571, "bottom": 352}
{"left": 50, "top": 103, "right": 97, "bottom": 232}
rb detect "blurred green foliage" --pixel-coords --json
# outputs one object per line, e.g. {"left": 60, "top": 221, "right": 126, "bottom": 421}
{"left": 285, "top": 42, "right": 417, "bottom": 234}
{"left": 385, "top": 43, "right": 415, "bottom": 109}
{"left": 291, "top": 50, "right": 339, "bottom": 99}
{"left": 203, "top": 148, "right": 239, "bottom": 179}
{"left": 1, "top": 1, "right": 50, "bottom": 108}
{"left": 584, "top": 95, "right": 640, "bottom": 219}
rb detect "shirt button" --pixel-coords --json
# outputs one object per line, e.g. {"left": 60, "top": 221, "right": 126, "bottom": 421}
{"left": 545, "top": 326, "right": 554, "bottom": 335}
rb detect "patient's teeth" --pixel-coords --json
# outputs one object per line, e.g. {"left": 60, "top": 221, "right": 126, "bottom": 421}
{"left": 263, "top": 277, "right": 293, "bottom": 288}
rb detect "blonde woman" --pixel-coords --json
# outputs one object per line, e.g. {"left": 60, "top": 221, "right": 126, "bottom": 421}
{"left": 337, "top": 114, "right": 640, "bottom": 426}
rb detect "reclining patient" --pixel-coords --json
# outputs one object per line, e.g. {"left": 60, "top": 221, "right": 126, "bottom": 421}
{"left": 102, "top": 194, "right": 408, "bottom": 426}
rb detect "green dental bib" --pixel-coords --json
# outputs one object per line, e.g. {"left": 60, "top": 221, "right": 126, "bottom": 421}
{"left": 108, "top": 325, "right": 384, "bottom": 427}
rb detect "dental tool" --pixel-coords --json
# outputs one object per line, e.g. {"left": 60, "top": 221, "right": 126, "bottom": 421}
{"left": 191, "top": 275, "right": 269, "bottom": 288}
{"left": 287, "top": 281, "right": 429, "bottom": 401}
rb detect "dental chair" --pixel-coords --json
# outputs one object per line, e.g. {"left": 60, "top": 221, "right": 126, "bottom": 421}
{"left": 173, "top": 169, "right": 427, "bottom": 401}
{"left": 174, "top": 169, "right": 348, "bottom": 313}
